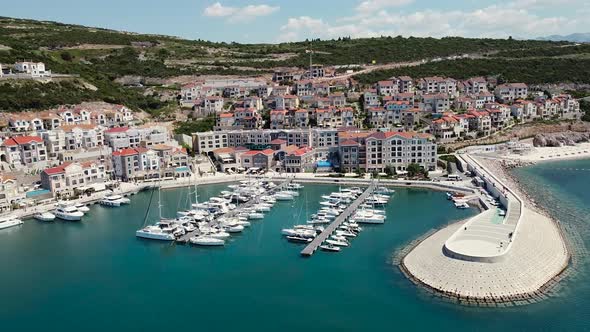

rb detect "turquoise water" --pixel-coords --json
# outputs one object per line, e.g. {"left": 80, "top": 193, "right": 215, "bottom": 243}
{"left": 0, "top": 176, "right": 587, "bottom": 331}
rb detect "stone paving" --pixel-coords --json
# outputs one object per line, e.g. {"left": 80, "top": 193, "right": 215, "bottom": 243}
{"left": 403, "top": 207, "right": 568, "bottom": 299}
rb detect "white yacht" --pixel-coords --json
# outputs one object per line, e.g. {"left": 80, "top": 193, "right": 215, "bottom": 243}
{"left": 208, "top": 231, "right": 230, "bottom": 240}
{"left": 353, "top": 210, "right": 386, "bottom": 224}
{"left": 135, "top": 225, "right": 176, "bottom": 241}
{"left": 248, "top": 212, "right": 265, "bottom": 220}
{"left": 54, "top": 204, "right": 84, "bottom": 221}
{"left": 34, "top": 212, "right": 56, "bottom": 222}
{"left": 190, "top": 236, "right": 225, "bottom": 246}
{"left": 0, "top": 216, "right": 24, "bottom": 230}
{"left": 99, "top": 194, "right": 131, "bottom": 207}
{"left": 274, "top": 192, "right": 294, "bottom": 201}
{"left": 326, "top": 239, "right": 349, "bottom": 247}
{"left": 320, "top": 244, "right": 341, "bottom": 252}
{"left": 74, "top": 203, "right": 90, "bottom": 213}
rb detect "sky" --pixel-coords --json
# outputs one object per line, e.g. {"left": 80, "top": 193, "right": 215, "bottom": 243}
{"left": 2, "top": 0, "right": 589, "bottom": 43}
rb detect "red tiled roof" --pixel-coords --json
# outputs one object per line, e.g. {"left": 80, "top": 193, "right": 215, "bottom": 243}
{"left": 2, "top": 136, "right": 44, "bottom": 146}
{"left": 340, "top": 139, "right": 360, "bottom": 146}
{"left": 105, "top": 126, "right": 129, "bottom": 133}
{"left": 112, "top": 148, "right": 140, "bottom": 157}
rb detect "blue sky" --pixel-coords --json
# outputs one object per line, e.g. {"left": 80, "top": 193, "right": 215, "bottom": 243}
{"left": 2, "top": 0, "right": 588, "bottom": 43}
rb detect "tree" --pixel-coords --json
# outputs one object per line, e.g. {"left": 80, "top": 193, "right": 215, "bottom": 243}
{"left": 384, "top": 165, "right": 396, "bottom": 177}
{"left": 60, "top": 51, "right": 73, "bottom": 62}
{"left": 406, "top": 163, "right": 421, "bottom": 178}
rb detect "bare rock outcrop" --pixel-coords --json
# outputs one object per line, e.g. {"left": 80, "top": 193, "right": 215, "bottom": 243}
{"left": 533, "top": 131, "right": 590, "bottom": 147}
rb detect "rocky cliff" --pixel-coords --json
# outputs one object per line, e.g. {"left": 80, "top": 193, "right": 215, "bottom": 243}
{"left": 533, "top": 131, "right": 590, "bottom": 147}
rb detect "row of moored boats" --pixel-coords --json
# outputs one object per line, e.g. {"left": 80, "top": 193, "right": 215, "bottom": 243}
{"left": 281, "top": 186, "right": 393, "bottom": 252}
{"left": 136, "top": 180, "right": 302, "bottom": 246}
{"left": 0, "top": 194, "right": 131, "bottom": 230}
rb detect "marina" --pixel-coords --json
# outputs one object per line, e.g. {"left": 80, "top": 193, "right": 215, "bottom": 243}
{"left": 300, "top": 184, "right": 378, "bottom": 257}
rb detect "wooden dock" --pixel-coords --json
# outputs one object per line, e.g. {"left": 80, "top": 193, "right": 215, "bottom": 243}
{"left": 300, "top": 183, "right": 375, "bottom": 257}
{"left": 177, "top": 178, "right": 292, "bottom": 244}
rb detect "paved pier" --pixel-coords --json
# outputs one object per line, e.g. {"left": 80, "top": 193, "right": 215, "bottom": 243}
{"left": 177, "top": 178, "right": 292, "bottom": 243}
{"left": 401, "top": 153, "right": 569, "bottom": 304}
{"left": 300, "top": 184, "right": 375, "bottom": 257}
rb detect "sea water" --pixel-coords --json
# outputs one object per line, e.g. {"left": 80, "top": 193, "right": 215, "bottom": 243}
{"left": 0, "top": 178, "right": 587, "bottom": 331}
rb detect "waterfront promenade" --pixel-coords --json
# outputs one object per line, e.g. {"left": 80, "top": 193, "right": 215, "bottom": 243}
{"left": 401, "top": 153, "right": 570, "bottom": 304}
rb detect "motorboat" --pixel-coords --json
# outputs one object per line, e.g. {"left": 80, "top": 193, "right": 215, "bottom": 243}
{"left": 499, "top": 210, "right": 506, "bottom": 216}
{"left": 455, "top": 202, "right": 470, "bottom": 209}
{"left": 319, "top": 208, "right": 341, "bottom": 216}
{"left": 320, "top": 244, "right": 341, "bottom": 252}
{"left": 375, "top": 187, "right": 395, "bottom": 195}
{"left": 34, "top": 212, "right": 56, "bottom": 222}
{"left": 287, "top": 235, "right": 312, "bottom": 243}
{"left": 74, "top": 203, "right": 90, "bottom": 213}
{"left": 274, "top": 192, "right": 294, "bottom": 201}
{"left": 281, "top": 228, "right": 315, "bottom": 238}
{"left": 54, "top": 204, "right": 84, "bottom": 221}
{"left": 287, "top": 183, "right": 304, "bottom": 190}
{"left": 190, "top": 236, "right": 225, "bottom": 246}
{"left": 325, "top": 239, "right": 348, "bottom": 247}
{"left": 99, "top": 194, "right": 131, "bottom": 207}
{"left": 208, "top": 231, "right": 230, "bottom": 240}
{"left": 331, "top": 235, "right": 348, "bottom": 243}
{"left": 353, "top": 210, "right": 386, "bottom": 224}
{"left": 283, "top": 190, "right": 299, "bottom": 197}
{"left": 136, "top": 225, "right": 176, "bottom": 241}
{"left": 225, "top": 225, "right": 244, "bottom": 233}
{"left": 254, "top": 204, "right": 271, "bottom": 212}
{"left": 307, "top": 217, "right": 331, "bottom": 225}
{"left": 0, "top": 216, "right": 24, "bottom": 230}
{"left": 248, "top": 212, "right": 265, "bottom": 220}
{"left": 336, "top": 230, "right": 356, "bottom": 238}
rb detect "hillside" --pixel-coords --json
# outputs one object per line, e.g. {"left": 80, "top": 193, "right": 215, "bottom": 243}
{"left": 0, "top": 16, "right": 581, "bottom": 113}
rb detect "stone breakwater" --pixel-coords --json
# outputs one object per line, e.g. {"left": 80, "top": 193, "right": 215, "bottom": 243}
{"left": 399, "top": 154, "right": 570, "bottom": 306}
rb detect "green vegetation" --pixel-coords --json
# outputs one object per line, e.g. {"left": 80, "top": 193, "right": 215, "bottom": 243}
{"left": 0, "top": 79, "right": 164, "bottom": 112}
{"left": 581, "top": 100, "right": 590, "bottom": 122}
{"left": 355, "top": 58, "right": 590, "bottom": 85}
{"left": 493, "top": 44, "right": 590, "bottom": 58}
{"left": 406, "top": 163, "right": 428, "bottom": 178}
{"left": 173, "top": 114, "right": 216, "bottom": 135}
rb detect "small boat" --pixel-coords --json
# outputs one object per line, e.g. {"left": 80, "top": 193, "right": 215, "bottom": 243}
{"left": 455, "top": 202, "right": 470, "bottom": 209}
{"left": 499, "top": 210, "right": 506, "bottom": 216}
{"left": 74, "top": 203, "right": 90, "bottom": 213}
{"left": 0, "top": 216, "right": 24, "bottom": 230}
{"left": 325, "top": 239, "right": 349, "bottom": 247}
{"left": 320, "top": 244, "right": 341, "bottom": 252}
{"left": 287, "top": 235, "right": 312, "bottom": 243}
{"left": 190, "top": 236, "right": 225, "bottom": 246}
{"left": 34, "top": 212, "right": 56, "bottom": 222}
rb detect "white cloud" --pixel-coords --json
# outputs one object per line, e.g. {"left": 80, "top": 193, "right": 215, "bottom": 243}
{"left": 278, "top": 1, "right": 587, "bottom": 42}
{"left": 203, "top": 2, "right": 279, "bottom": 22}
{"left": 356, "top": 0, "right": 414, "bottom": 13}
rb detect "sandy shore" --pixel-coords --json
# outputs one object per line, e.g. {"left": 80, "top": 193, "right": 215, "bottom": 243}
{"left": 501, "top": 142, "right": 590, "bottom": 163}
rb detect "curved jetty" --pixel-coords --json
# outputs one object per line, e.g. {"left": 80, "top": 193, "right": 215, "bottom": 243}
{"left": 401, "top": 153, "right": 569, "bottom": 305}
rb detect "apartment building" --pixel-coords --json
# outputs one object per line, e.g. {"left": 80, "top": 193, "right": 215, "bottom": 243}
{"left": 112, "top": 147, "right": 161, "bottom": 181}
{"left": 0, "top": 136, "right": 48, "bottom": 169}
{"left": 364, "top": 132, "right": 437, "bottom": 173}
{"left": 41, "top": 161, "right": 107, "bottom": 196}
{"left": 494, "top": 83, "right": 528, "bottom": 103}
